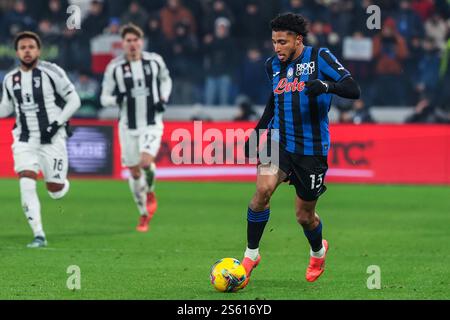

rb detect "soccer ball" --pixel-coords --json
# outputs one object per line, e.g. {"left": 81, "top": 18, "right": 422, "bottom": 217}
{"left": 210, "top": 258, "right": 247, "bottom": 292}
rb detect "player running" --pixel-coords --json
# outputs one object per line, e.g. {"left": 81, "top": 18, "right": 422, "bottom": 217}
{"left": 240, "top": 13, "right": 360, "bottom": 286}
{"left": 101, "top": 23, "right": 172, "bottom": 232}
{"left": 0, "top": 32, "right": 81, "bottom": 248}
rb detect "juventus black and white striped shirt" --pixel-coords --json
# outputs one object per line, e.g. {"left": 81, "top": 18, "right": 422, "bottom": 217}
{"left": 0, "top": 61, "right": 81, "bottom": 144}
{"left": 100, "top": 51, "right": 172, "bottom": 131}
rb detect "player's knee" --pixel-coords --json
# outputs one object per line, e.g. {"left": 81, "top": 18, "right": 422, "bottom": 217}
{"left": 140, "top": 154, "right": 155, "bottom": 169}
{"left": 253, "top": 186, "right": 273, "bottom": 207}
{"left": 47, "top": 180, "right": 70, "bottom": 200}
{"left": 295, "top": 208, "right": 315, "bottom": 226}
{"left": 129, "top": 166, "right": 141, "bottom": 179}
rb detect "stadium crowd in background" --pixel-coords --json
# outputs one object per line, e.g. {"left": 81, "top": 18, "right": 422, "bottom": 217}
{"left": 0, "top": 0, "right": 449, "bottom": 123}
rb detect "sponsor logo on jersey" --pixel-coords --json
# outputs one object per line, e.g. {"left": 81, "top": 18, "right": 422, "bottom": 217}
{"left": 287, "top": 67, "right": 294, "bottom": 79}
{"left": 33, "top": 77, "right": 41, "bottom": 88}
{"left": 13, "top": 83, "right": 21, "bottom": 90}
{"left": 296, "top": 61, "right": 315, "bottom": 76}
{"left": 131, "top": 87, "right": 150, "bottom": 97}
{"left": 274, "top": 78, "right": 306, "bottom": 94}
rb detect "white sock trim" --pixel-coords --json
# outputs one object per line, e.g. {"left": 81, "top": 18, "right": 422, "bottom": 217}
{"left": 310, "top": 241, "right": 325, "bottom": 258}
{"left": 20, "top": 177, "right": 45, "bottom": 238}
{"left": 128, "top": 176, "right": 148, "bottom": 215}
{"left": 244, "top": 247, "right": 259, "bottom": 261}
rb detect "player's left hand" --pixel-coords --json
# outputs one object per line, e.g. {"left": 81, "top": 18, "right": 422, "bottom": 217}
{"left": 41, "top": 121, "right": 61, "bottom": 144}
{"left": 305, "top": 80, "right": 329, "bottom": 97}
{"left": 155, "top": 101, "right": 166, "bottom": 113}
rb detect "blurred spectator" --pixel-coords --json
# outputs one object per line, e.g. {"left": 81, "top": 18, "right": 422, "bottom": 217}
{"left": 1, "top": 0, "right": 36, "bottom": 41}
{"left": 239, "top": 47, "right": 270, "bottom": 105}
{"left": 343, "top": 31, "right": 374, "bottom": 106}
{"left": 394, "top": 0, "right": 424, "bottom": 41}
{"left": 0, "top": 0, "right": 448, "bottom": 113}
{"left": 204, "top": 17, "right": 237, "bottom": 106}
{"left": 233, "top": 95, "right": 258, "bottom": 121}
{"left": 168, "top": 22, "right": 200, "bottom": 104}
{"left": 351, "top": 99, "right": 375, "bottom": 124}
{"left": 282, "top": 0, "right": 314, "bottom": 21}
{"left": 435, "top": 0, "right": 450, "bottom": 19}
{"left": 203, "top": 0, "right": 235, "bottom": 38}
{"left": 121, "top": 1, "right": 149, "bottom": 31}
{"left": 37, "top": 19, "right": 62, "bottom": 64}
{"left": 372, "top": 17, "right": 409, "bottom": 105}
{"left": 75, "top": 0, "right": 109, "bottom": 71}
{"left": 411, "top": 0, "right": 435, "bottom": 21}
{"left": 308, "top": 20, "right": 340, "bottom": 54}
{"left": 328, "top": 0, "right": 353, "bottom": 38}
{"left": 44, "top": 0, "right": 67, "bottom": 30}
{"left": 72, "top": 70, "right": 101, "bottom": 118}
{"left": 404, "top": 35, "right": 424, "bottom": 104}
{"left": 145, "top": 13, "right": 169, "bottom": 56}
{"left": 351, "top": 0, "right": 378, "bottom": 37}
{"left": 424, "top": 12, "right": 448, "bottom": 52}
{"left": 160, "top": 0, "right": 197, "bottom": 40}
{"left": 404, "top": 96, "right": 434, "bottom": 123}
{"left": 104, "top": 17, "right": 121, "bottom": 35}
{"left": 406, "top": 37, "right": 449, "bottom": 123}
{"left": 237, "top": 0, "right": 267, "bottom": 47}
{"left": 416, "top": 38, "right": 441, "bottom": 95}
{"left": 337, "top": 99, "right": 375, "bottom": 124}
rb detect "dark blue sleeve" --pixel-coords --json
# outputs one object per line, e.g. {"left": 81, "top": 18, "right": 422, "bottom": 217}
{"left": 265, "top": 56, "right": 275, "bottom": 82}
{"left": 318, "top": 48, "right": 350, "bottom": 82}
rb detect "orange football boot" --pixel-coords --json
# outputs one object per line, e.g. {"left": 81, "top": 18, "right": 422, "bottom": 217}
{"left": 136, "top": 214, "right": 151, "bottom": 232}
{"left": 146, "top": 191, "right": 158, "bottom": 220}
{"left": 305, "top": 239, "right": 329, "bottom": 282}
{"left": 239, "top": 255, "right": 261, "bottom": 289}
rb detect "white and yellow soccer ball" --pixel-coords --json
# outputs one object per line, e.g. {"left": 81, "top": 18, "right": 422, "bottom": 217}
{"left": 210, "top": 258, "right": 247, "bottom": 292}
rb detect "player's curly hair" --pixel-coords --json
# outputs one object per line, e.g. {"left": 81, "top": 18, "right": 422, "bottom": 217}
{"left": 270, "top": 13, "right": 309, "bottom": 38}
{"left": 14, "top": 31, "right": 42, "bottom": 50}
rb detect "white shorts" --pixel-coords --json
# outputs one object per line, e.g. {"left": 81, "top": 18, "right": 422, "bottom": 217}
{"left": 12, "top": 134, "right": 68, "bottom": 184}
{"left": 119, "top": 126, "right": 163, "bottom": 167}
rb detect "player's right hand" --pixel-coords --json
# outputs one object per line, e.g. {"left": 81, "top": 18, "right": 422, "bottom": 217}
{"left": 116, "top": 92, "right": 126, "bottom": 105}
{"left": 41, "top": 121, "right": 61, "bottom": 144}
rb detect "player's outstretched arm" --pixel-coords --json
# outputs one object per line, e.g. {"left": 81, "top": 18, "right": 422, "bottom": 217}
{"left": 255, "top": 93, "right": 275, "bottom": 131}
{"left": 244, "top": 93, "right": 275, "bottom": 158}
{"left": 0, "top": 79, "right": 14, "bottom": 118}
{"left": 100, "top": 62, "right": 123, "bottom": 108}
{"left": 55, "top": 90, "right": 81, "bottom": 125}
{"left": 156, "top": 55, "right": 172, "bottom": 104}
{"left": 305, "top": 77, "right": 360, "bottom": 99}
{"left": 305, "top": 47, "right": 360, "bottom": 99}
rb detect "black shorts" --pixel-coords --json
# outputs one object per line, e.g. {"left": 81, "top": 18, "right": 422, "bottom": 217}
{"left": 276, "top": 148, "right": 328, "bottom": 201}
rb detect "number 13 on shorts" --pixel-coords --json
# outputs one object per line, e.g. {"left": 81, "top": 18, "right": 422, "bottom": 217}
{"left": 309, "top": 173, "right": 324, "bottom": 190}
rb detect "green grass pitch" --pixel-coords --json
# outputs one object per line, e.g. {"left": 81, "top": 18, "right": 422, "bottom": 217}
{"left": 0, "top": 178, "right": 449, "bottom": 299}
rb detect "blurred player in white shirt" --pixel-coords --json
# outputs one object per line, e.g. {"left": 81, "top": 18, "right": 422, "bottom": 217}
{"left": 0, "top": 32, "right": 81, "bottom": 247}
{"left": 101, "top": 24, "right": 172, "bottom": 232}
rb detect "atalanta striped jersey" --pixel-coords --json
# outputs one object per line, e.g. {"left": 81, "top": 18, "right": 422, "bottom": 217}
{"left": 266, "top": 46, "right": 351, "bottom": 156}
